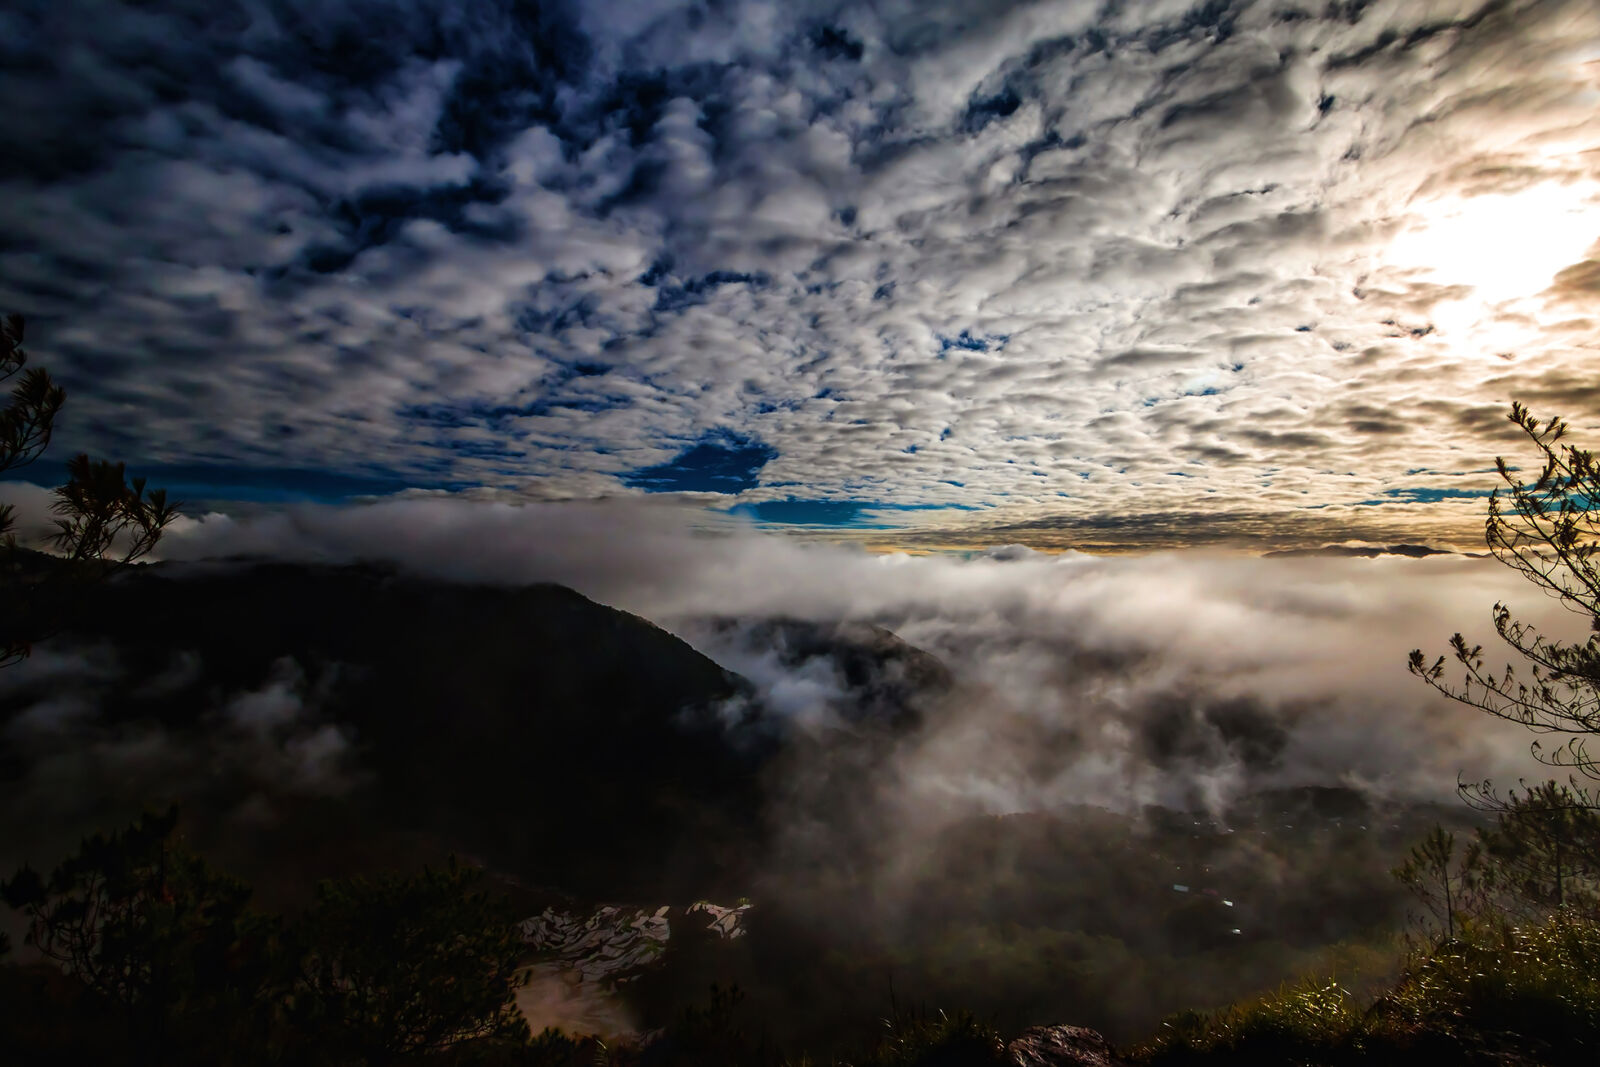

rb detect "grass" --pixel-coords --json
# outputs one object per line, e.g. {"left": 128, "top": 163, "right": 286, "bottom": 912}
{"left": 1140, "top": 910, "right": 1600, "bottom": 1066}
{"left": 851, "top": 1008, "right": 1008, "bottom": 1067}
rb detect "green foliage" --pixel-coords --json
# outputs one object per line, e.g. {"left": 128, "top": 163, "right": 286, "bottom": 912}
{"left": 1382, "top": 910, "right": 1600, "bottom": 1057}
{"left": 1471, "top": 780, "right": 1600, "bottom": 920}
{"left": 1401, "top": 409, "right": 1600, "bottom": 933}
{"left": 626, "top": 985, "right": 785, "bottom": 1067}
{"left": 1391, "top": 789, "right": 1600, "bottom": 958}
{"left": 0, "top": 807, "right": 282, "bottom": 1062}
{"left": 1, "top": 813, "right": 538, "bottom": 1066}
{"left": 852, "top": 1008, "right": 1008, "bottom": 1067}
{"left": 291, "top": 859, "right": 531, "bottom": 1065}
{"left": 1142, "top": 911, "right": 1600, "bottom": 1066}
{"left": 1148, "top": 978, "right": 1366, "bottom": 1065}
{"left": 1391, "top": 825, "right": 1482, "bottom": 942}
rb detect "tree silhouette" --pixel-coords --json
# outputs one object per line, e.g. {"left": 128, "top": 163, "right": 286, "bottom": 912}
{"left": 0, "top": 808, "right": 280, "bottom": 1062}
{"left": 48, "top": 452, "right": 179, "bottom": 568}
{"left": 2, "top": 812, "right": 542, "bottom": 1065}
{"left": 0, "top": 313, "right": 180, "bottom": 666}
{"left": 1392, "top": 825, "right": 1478, "bottom": 942}
{"left": 1471, "top": 781, "right": 1600, "bottom": 920}
{"left": 0, "top": 312, "right": 65, "bottom": 480}
{"left": 1410, "top": 402, "right": 1600, "bottom": 799}
{"left": 290, "top": 859, "right": 530, "bottom": 1065}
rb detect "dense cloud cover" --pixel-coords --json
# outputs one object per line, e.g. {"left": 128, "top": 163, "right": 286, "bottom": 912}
{"left": 142, "top": 494, "right": 1568, "bottom": 811}
{"left": 2, "top": 0, "right": 1597, "bottom": 546}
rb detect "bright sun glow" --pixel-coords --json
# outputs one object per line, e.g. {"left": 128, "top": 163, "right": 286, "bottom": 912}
{"left": 1387, "top": 182, "right": 1599, "bottom": 305}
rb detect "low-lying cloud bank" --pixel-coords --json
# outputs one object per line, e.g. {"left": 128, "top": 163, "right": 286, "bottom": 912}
{"left": 142, "top": 494, "right": 1567, "bottom": 815}
{"left": 2, "top": 491, "right": 1581, "bottom": 1037}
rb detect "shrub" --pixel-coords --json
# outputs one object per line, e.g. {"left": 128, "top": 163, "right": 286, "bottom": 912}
{"left": 1142, "top": 911, "right": 1600, "bottom": 1066}
{"left": 853, "top": 1008, "right": 1008, "bottom": 1067}
{"left": 1379, "top": 910, "right": 1600, "bottom": 1062}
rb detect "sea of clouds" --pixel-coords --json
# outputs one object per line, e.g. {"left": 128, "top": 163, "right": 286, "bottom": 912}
{"left": 147, "top": 494, "right": 1574, "bottom": 816}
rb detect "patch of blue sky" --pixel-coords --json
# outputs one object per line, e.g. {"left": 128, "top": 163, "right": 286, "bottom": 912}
{"left": 621, "top": 429, "right": 777, "bottom": 494}
{"left": 937, "top": 329, "right": 1010, "bottom": 354}
{"left": 729, "top": 498, "right": 981, "bottom": 528}
{"left": 964, "top": 86, "right": 1022, "bottom": 132}
{"left": 1353, "top": 487, "right": 1496, "bottom": 506}
{"left": 648, "top": 269, "right": 771, "bottom": 313}
{"left": 1145, "top": 385, "right": 1220, "bottom": 408}
{"left": 514, "top": 297, "right": 603, "bottom": 335}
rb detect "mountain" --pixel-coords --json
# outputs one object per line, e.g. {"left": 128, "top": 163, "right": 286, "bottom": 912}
{"left": 1, "top": 559, "right": 769, "bottom": 899}
{"left": 1262, "top": 543, "right": 1454, "bottom": 559}
{"left": 0, "top": 559, "right": 960, "bottom": 903}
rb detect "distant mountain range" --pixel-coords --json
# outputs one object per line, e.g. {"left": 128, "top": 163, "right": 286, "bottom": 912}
{"left": 1262, "top": 543, "right": 1455, "bottom": 559}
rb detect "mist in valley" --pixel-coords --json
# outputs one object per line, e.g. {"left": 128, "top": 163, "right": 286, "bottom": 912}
{"left": 0, "top": 494, "right": 1573, "bottom": 1046}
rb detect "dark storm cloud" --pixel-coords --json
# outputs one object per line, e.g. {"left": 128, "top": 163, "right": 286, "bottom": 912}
{"left": 1, "top": 0, "right": 1597, "bottom": 544}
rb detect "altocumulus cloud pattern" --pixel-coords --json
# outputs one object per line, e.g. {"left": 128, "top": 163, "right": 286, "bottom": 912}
{"left": 1, "top": 0, "right": 1597, "bottom": 545}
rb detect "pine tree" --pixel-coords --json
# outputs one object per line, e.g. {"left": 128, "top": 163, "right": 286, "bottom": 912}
{"left": 0, "top": 313, "right": 179, "bottom": 665}
{"left": 1410, "top": 402, "right": 1600, "bottom": 799}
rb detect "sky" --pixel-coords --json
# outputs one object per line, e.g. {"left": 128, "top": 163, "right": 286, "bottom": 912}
{"left": 2, "top": 0, "right": 1598, "bottom": 549}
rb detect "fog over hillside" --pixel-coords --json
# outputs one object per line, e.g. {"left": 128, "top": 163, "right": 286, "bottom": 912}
{"left": 2, "top": 489, "right": 1586, "bottom": 1043}
{"left": 154, "top": 494, "right": 1560, "bottom": 811}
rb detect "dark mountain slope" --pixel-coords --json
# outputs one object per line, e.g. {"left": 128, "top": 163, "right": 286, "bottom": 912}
{"left": 0, "top": 560, "right": 768, "bottom": 898}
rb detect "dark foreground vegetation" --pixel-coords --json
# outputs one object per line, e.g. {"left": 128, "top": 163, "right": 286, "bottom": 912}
{"left": 2, "top": 793, "right": 1594, "bottom": 1066}
{"left": 2, "top": 809, "right": 529, "bottom": 1066}
{"left": 1145, "top": 912, "right": 1600, "bottom": 1067}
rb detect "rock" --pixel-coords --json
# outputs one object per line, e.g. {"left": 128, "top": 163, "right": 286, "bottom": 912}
{"left": 1007, "top": 1025, "right": 1126, "bottom": 1067}
{"left": 687, "top": 899, "right": 752, "bottom": 939}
